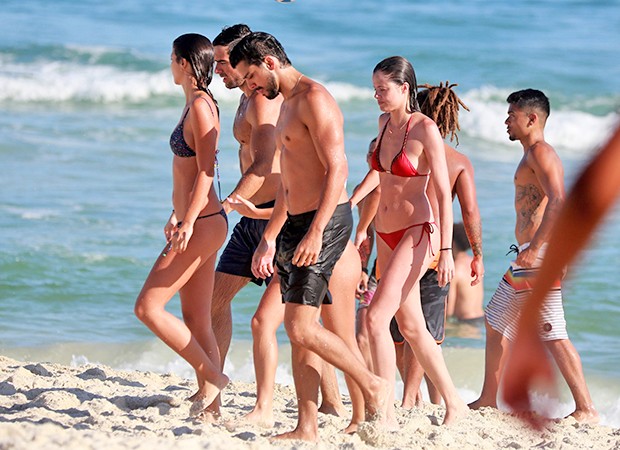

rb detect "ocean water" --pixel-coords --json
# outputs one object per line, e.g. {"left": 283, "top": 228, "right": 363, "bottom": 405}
{"left": 1, "top": 0, "right": 620, "bottom": 426}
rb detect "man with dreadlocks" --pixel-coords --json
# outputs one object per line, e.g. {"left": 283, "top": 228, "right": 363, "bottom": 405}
{"left": 355, "top": 82, "right": 485, "bottom": 407}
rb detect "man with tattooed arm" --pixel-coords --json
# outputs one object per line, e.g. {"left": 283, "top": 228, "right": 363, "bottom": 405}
{"left": 469, "top": 89, "right": 597, "bottom": 423}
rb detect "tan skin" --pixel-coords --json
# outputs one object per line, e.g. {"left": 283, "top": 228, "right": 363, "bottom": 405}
{"left": 236, "top": 55, "right": 389, "bottom": 442}
{"left": 469, "top": 103, "right": 597, "bottom": 424}
{"left": 213, "top": 44, "right": 350, "bottom": 427}
{"left": 210, "top": 44, "right": 283, "bottom": 373}
{"left": 350, "top": 70, "right": 467, "bottom": 428}
{"left": 134, "top": 46, "right": 228, "bottom": 419}
{"left": 503, "top": 128, "right": 620, "bottom": 427}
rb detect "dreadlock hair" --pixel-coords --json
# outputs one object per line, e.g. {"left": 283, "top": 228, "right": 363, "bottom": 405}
{"left": 173, "top": 33, "right": 218, "bottom": 114}
{"left": 418, "top": 81, "right": 469, "bottom": 145}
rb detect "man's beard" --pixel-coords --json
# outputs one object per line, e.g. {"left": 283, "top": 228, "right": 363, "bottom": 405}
{"left": 263, "top": 73, "right": 279, "bottom": 100}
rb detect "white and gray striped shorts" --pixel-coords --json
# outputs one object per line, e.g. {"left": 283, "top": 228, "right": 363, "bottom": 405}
{"left": 485, "top": 243, "right": 567, "bottom": 342}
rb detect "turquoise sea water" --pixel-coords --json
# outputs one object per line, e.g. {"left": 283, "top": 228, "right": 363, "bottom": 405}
{"left": 1, "top": 0, "right": 620, "bottom": 426}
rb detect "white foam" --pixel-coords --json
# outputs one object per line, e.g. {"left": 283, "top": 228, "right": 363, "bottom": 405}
{"left": 460, "top": 87, "right": 619, "bottom": 155}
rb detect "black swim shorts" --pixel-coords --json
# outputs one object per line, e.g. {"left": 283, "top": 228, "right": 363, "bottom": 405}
{"left": 216, "top": 200, "right": 275, "bottom": 286}
{"left": 276, "top": 203, "right": 352, "bottom": 308}
{"left": 391, "top": 268, "right": 449, "bottom": 344}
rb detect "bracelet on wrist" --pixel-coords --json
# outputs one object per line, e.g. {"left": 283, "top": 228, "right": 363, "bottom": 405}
{"left": 440, "top": 247, "right": 452, "bottom": 251}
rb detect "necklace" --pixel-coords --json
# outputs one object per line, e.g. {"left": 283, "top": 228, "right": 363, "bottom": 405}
{"left": 388, "top": 115, "right": 410, "bottom": 134}
{"left": 291, "top": 73, "right": 303, "bottom": 96}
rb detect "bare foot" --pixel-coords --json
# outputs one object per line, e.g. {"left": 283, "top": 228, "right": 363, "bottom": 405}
{"left": 569, "top": 407, "right": 599, "bottom": 425}
{"left": 364, "top": 377, "right": 389, "bottom": 421}
{"left": 240, "top": 407, "right": 275, "bottom": 429}
{"left": 272, "top": 427, "right": 318, "bottom": 443}
{"left": 318, "top": 401, "right": 347, "bottom": 417}
{"left": 468, "top": 397, "right": 496, "bottom": 410}
{"left": 189, "top": 374, "right": 229, "bottom": 417}
{"left": 343, "top": 422, "right": 358, "bottom": 434}
{"left": 442, "top": 400, "right": 469, "bottom": 426}
{"left": 195, "top": 409, "right": 221, "bottom": 424}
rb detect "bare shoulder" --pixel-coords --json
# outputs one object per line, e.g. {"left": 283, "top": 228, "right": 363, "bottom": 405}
{"left": 448, "top": 146, "right": 474, "bottom": 172}
{"left": 246, "top": 91, "right": 282, "bottom": 125}
{"left": 300, "top": 80, "right": 342, "bottom": 122}
{"left": 527, "top": 140, "right": 562, "bottom": 168}
{"left": 191, "top": 94, "right": 217, "bottom": 122}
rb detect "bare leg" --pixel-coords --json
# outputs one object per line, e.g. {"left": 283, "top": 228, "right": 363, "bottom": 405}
{"left": 469, "top": 319, "right": 509, "bottom": 410}
{"left": 321, "top": 241, "right": 366, "bottom": 432}
{"left": 369, "top": 229, "right": 467, "bottom": 427}
{"left": 318, "top": 361, "right": 347, "bottom": 417}
{"left": 273, "top": 342, "right": 323, "bottom": 442}
{"left": 425, "top": 371, "right": 442, "bottom": 405}
{"left": 280, "top": 302, "right": 388, "bottom": 442}
{"left": 211, "top": 272, "right": 251, "bottom": 369}
{"left": 545, "top": 339, "right": 598, "bottom": 423}
{"left": 135, "top": 215, "right": 229, "bottom": 416}
{"left": 356, "top": 307, "right": 374, "bottom": 371}
{"left": 401, "top": 342, "right": 424, "bottom": 408}
{"left": 397, "top": 291, "right": 468, "bottom": 425}
{"left": 243, "top": 275, "right": 284, "bottom": 427}
{"left": 367, "top": 233, "right": 429, "bottom": 429}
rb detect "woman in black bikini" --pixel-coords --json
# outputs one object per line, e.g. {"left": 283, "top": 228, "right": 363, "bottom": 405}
{"left": 134, "top": 34, "right": 228, "bottom": 419}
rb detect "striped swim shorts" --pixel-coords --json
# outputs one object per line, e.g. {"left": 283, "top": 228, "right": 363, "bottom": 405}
{"left": 485, "top": 243, "right": 568, "bottom": 342}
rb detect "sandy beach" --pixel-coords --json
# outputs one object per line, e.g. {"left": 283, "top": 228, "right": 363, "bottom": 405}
{"left": 0, "top": 356, "right": 618, "bottom": 449}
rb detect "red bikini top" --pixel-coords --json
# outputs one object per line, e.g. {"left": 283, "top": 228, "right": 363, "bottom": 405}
{"left": 371, "top": 115, "right": 429, "bottom": 177}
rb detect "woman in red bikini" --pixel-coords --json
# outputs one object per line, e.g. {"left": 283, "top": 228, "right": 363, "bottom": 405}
{"left": 134, "top": 34, "right": 229, "bottom": 419}
{"left": 351, "top": 56, "right": 467, "bottom": 427}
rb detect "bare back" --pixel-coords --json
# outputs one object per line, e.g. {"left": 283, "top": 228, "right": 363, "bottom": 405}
{"left": 277, "top": 79, "right": 348, "bottom": 214}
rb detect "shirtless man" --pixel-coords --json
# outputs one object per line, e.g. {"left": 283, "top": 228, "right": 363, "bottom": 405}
{"left": 211, "top": 24, "right": 282, "bottom": 364}
{"left": 469, "top": 89, "right": 598, "bottom": 423}
{"left": 230, "top": 31, "right": 387, "bottom": 442}
{"left": 212, "top": 24, "right": 348, "bottom": 421}
{"left": 503, "top": 127, "right": 620, "bottom": 422}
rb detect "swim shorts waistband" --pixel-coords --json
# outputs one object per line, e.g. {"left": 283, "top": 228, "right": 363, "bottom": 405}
{"left": 286, "top": 202, "right": 350, "bottom": 224}
{"left": 256, "top": 200, "right": 276, "bottom": 209}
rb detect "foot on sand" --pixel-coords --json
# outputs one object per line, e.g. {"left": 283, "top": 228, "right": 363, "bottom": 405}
{"left": 569, "top": 407, "right": 599, "bottom": 425}
{"left": 271, "top": 428, "right": 318, "bottom": 443}
{"left": 189, "top": 374, "right": 229, "bottom": 417}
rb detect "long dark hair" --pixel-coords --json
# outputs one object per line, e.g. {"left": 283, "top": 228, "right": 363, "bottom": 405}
{"left": 173, "top": 33, "right": 218, "bottom": 111}
{"left": 373, "top": 56, "right": 419, "bottom": 113}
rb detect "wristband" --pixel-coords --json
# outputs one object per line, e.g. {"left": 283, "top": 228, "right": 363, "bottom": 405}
{"left": 440, "top": 248, "right": 452, "bottom": 251}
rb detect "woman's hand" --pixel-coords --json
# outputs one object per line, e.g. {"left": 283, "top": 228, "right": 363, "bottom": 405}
{"left": 171, "top": 222, "right": 194, "bottom": 254}
{"left": 164, "top": 211, "right": 178, "bottom": 241}
{"left": 437, "top": 249, "right": 455, "bottom": 287}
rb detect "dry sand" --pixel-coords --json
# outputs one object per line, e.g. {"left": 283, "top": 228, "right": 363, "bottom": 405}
{"left": 1, "top": 356, "right": 618, "bottom": 449}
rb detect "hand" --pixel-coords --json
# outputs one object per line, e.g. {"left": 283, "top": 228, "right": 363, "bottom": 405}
{"left": 171, "top": 223, "right": 193, "bottom": 254}
{"left": 436, "top": 250, "right": 455, "bottom": 287}
{"left": 252, "top": 238, "right": 276, "bottom": 279}
{"left": 355, "top": 271, "right": 369, "bottom": 299}
{"left": 164, "top": 211, "right": 178, "bottom": 241}
{"left": 470, "top": 255, "right": 485, "bottom": 286}
{"left": 354, "top": 228, "right": 368, "bottom": 250}
{"left": 292, "top": 229, "right": 322, "bottom": 267}
{"left": 227, "top": 195, "right": 259, "bottom": 218}
{"left": 222, "top": 198, "right": 232, "bottom": 215}
{"left": 515, "top": 246, "right": 538, "bottom": 268}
